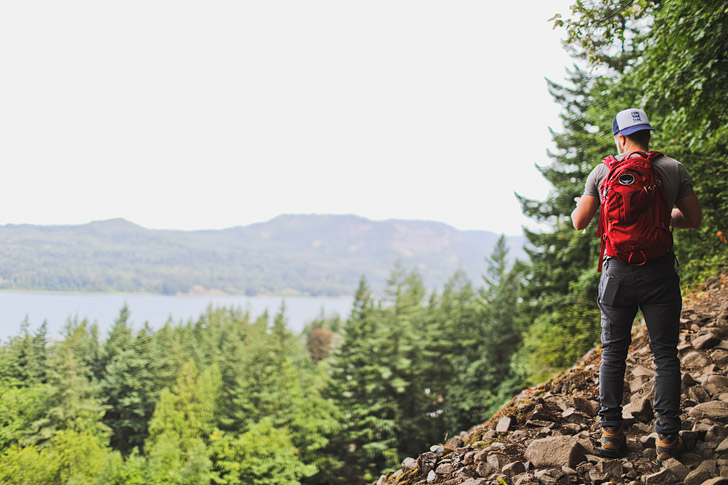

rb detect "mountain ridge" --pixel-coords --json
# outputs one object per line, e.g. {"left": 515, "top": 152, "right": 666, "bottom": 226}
{"left": 0, "top": 215, "right": 526, "bottom": 296}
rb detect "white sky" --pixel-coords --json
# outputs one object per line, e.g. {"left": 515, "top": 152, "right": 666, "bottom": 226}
{"left": 1, "top": 1, "right": 574, "bottom": 236}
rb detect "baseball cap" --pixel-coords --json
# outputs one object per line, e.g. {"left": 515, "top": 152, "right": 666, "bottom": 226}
{"left": 612, "top": 108, "right": 655, "bottom": 136}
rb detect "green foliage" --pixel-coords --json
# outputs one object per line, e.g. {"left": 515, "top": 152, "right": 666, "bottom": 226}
{"left": 0, "top": 430, "right": 107, "bottom": 484}
{"left": 211, "top": 419, "right": 314, "bottom": 485}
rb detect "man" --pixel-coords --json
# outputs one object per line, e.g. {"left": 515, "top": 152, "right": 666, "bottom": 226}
{"left": 571, "top": 108, "right": 701, "bottom": 462}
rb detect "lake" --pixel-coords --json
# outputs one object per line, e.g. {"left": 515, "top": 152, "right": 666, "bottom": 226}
{"left": 0, "top": 291, "right": 353, "bottom": 341}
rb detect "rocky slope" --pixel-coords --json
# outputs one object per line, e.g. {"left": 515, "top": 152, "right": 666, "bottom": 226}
{"left": 376, "top": 274, "right": 728, "bottom": 485}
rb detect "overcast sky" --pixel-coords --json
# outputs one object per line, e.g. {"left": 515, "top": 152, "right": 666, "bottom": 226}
{"left": 1, "top": 1, "right": 574, "bottom": 236}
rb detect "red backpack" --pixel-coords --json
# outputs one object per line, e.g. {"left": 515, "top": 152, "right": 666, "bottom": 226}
{"left": 597, "top": 151, "right": 673, "bottom": 272}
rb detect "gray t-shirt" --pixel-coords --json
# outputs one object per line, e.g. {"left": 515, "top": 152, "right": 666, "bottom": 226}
{"left": 584, "top": 153, "right": 695, "bottom": 208}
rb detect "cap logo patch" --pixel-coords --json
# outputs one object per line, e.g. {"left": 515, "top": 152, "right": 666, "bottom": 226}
{"left": 631, "top": 111, "right": 642, "bottom": 122}
{"left": 619, "top": 174, "right": 635, "bottom": 185}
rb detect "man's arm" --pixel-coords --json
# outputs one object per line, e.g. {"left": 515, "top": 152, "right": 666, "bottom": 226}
{"left": 672, "top": 193, "right": 702, "bottom": 228}
{"left": 572, "top": 195, "right": 600, "bottom": 230}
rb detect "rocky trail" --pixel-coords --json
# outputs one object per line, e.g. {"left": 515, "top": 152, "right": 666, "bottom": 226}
{"left": 376, "top": 274, "right": 728, "bottom": 485}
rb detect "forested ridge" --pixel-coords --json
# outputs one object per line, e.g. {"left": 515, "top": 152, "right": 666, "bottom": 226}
{"left": 1, "top": 1, "right": 727, "bottom": 483}
{"left": 0, "top": 215, "right": 523, "bottom": 297}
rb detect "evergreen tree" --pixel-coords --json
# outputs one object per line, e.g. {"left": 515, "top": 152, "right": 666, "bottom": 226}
{"left": 327, "top": 276, "right": 399, "bottom": 484}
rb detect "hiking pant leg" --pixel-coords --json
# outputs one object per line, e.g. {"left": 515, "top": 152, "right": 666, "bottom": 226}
{"left": 635, "top": 257, "right": 682, "bottom": 435}
{"left": 598, "top": 259, "right": 639, "bottom": 429}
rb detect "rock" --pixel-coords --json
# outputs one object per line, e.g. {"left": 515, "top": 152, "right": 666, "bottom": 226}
{"left": 524, "top": 436, "right": 587, "bottom": 468}
{"left": 641, "top": 432, "right": 657, "bottom": 448}
{"left": 662, "top": 457, "right": 690, "bottom": 481}
{"left": 460, "top": 479, "right": 489, "bottom": 485}
{"left": 706, "top": 424, "right": 728, "bottom": 443}
{"left": 689, "top": 401, "right": 728, "bottom": 421}
{"left": 496, "top": 416, "right": 512, "bottom": 433}
{"left": 596, "top": 459, "right": 622, "bottom": 479}
{"left": 417, "top": 452, "right": 438, "bottom": 474}
{"left": 430, "top": 445, "right": 445, "bottom": 456}
{"left": 562, "top": 407, "right": 589, "bottom": 424}
{"left": 643, "top": 468, "right": 678, "bottom": 484}
{"left": 445, "top": 436, "right": 464, "bottom": 449}
{"left": 683, "top": 351, "right": 710, "bottom": 368}
{"left": 572, "top": 396, "right": 599, "bottom": 415}
{"left": 513, "top": 474, "right": 539, "bottom": 485}
{"left": 680, "top": 430, "right": 700, "bottom": 450}
{"left": 560, "top": 423, "right": 581, "bottom": 435}
{"left": 487, "top": 453, "right": 509, "bottom": 470}
{"left": 588, "top": 469, "right": 608, "bottom": 483}
{"left": 402, "top": 457, "right": 417, "bottom": 471}
{"left": 503, "top": 461, "right": 526, "bottom": 478}
{"left": 475, "top": 462, "right": 492, "bottom": 477}
{"left": 632, "top": 365, "right": 655, "bottom": 377}
{"left": 705, "top": 375, "right": 728, "bottom": 396}
{"left": 683, "top": 372, "right": 699, "bottom": 387}
{"left": 700, "top": 479, "right": 728, "bottom": 485}
{"left": 713, "top": 350, "right": 728, "bottom": 366}
{"left": 426, "top": 469, "right": 437, "bottom": 483}
{"left": 435, "top": 461, "right": 453, "bottom": 475}
{"left": 684, "top": 460, "right": 717, "bottom": 485}
{"left": 625, "top": 397, "right": 653, "bottom": 422}
{"left": 717, "top": 436, "right": 728, "bottom": 453}
{"left": 690, "top": 385, "right": 712, "bottom": 403}
{"left": 693, "top": 332, "right": 720, "bottom": 349}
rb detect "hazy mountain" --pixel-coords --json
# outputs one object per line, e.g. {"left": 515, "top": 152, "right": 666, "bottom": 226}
{"left": 0, "top": 215, "right": 526, "bottom": 296}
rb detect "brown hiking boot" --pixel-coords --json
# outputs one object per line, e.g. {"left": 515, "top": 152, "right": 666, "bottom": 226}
{"left": 599, "top": 426, "right": 626, "bottom": 458}
{"left": 656, "top": 433, "right": 682, "bottom": 464}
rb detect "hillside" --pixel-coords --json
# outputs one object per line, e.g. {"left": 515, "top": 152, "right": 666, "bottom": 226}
{"left": 375, "top": 275, "right": 728, "bottom": 485}
{"left": 0, "top": 215, "right": 525, "bottom": 296}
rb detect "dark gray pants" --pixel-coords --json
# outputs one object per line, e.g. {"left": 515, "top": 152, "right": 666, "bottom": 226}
{"left": 597, "top": 252, "right": 682, "bottom": 435}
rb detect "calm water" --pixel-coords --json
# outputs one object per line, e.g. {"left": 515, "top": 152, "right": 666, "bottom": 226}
{"left": 0, "top": 292, "right": 352, "bottom": 341}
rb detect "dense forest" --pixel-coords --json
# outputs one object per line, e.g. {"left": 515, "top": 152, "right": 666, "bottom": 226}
{"left": 1, "top": 1, "right": 727, "bottom": 483}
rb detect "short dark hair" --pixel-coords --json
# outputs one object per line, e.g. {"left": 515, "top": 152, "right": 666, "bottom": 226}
{"left": 626, "top": 129, "right": 651, "bottom": 148}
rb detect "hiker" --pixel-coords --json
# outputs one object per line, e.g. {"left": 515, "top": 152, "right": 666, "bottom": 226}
{"left": 570, "top": 108, "right": 702, "bottom": 462}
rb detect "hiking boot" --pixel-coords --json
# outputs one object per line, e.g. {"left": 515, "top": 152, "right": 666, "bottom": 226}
{"left": 599, "top": 426, "right": 626, "bottom": 458}
{"left": 656, "top": 433, "right": 682, "bottom": 464}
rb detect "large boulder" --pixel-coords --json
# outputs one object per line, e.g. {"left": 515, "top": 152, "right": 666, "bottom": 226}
{"left": 524, "top": 436, "right": 587, "bottom": 468}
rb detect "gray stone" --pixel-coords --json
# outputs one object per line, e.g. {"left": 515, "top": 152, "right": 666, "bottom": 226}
{"left": 596, "top": 459, "right": 622, "bottom": 479}
{"left": 572, "top": 396, "right": 599, "bottom": 415}
{"left": 445, "top": 436, "right": 464, "bottom": 449}
{"left": 683, "top": 351, "right": 710, "bottom": 368}
{"left": 680, "top": 430, "right": 700, "bottom": 450}
{"left": 693, "top": 332, "right": 720, "bottom": 349}
{"left": 690, "top": 401, "right": 728, "bottom": 421}
{"left": 459, "top": 479, "right": 489, "bottom": 485}
{"left": 503, "top": 461, "right": 526, "bottom": 478}
{"left": 713, "top": 349, "right": 728, "bottom": 366}
{"left": 513, "top": 474, "right": 539, "bottom": 485}
{"left": 524, "top": 435, "right": 587, "bottom": 468}
{"left": 475, "top": 462, "right": 492, "bottom": 477}
{"left": 700, "top": 479, "right": 728, "bottom": 485}
{"left": 717, "top": 436, "right": 728, "bottom": 453}
{"left": 643, "top": 468, "right": 678, "bottom": 484}
{"left": 641, "top": 432, "right": 657, "bottom": 448}
{"left": 707, "top": 424, "right": 728, "bottom": 443}
{"left": 662, "top": 457, "right": 690, "bottom": 481}
{"left": 496, "top": 416, "right": 512, "bottom": 433}
{"left": 417, "top": 452, "right": 438, "bottom": 473}
{"left": 705, "top": 375, "right": 728, "bottom": 396}
{"left": 588, "top": 469, "right": 608, "bottom": 483}
{"left": 435, "top": 461, "right": 453, "bottom": 475}
{"left": 683, "top": 372, "right": 699, "bottom": 387}
{"left": 487, "top": 453, "right": 509, "bottom": 470}
{"left": 402, "top": 457, "right": 417, "bottom": 471}
{"left": 684, "top": 460, "right": 717, "bottom": 485}
{"left": 625, "top": 397, "right": 653, "bottom": 422}
{"left": 632, "top": 365, "right": 655, "bottom": 377}
{"left": 690, "top": 385, "right": 712, "bottom": 403}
